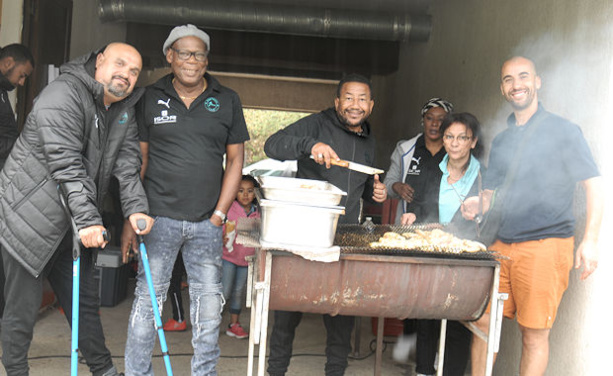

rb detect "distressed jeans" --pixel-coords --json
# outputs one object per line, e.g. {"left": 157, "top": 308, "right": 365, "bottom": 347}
{"left": 124, "top": 216, "right": 224, "bottom": 376}
{"left": 220, "top": 260, "right": 248, "bottom": 315}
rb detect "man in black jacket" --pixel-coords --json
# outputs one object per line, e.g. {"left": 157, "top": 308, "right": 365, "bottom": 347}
{"left": 0, "top": 43, "right": 153, "bottom": 376}
{"left": 0, "top": 43, "right": 34, "bottom": 324}
{"left": 264, "top": 74, "right": 387, "bottom": 376}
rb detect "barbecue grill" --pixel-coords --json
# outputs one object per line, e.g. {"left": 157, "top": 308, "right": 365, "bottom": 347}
{"left": 241, "top": 220, "right": 507, "bottom": 376}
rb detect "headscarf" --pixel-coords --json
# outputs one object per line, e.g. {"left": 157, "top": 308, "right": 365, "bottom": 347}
{"left": 420, "top": 97, "right": 454, "bottom": 117}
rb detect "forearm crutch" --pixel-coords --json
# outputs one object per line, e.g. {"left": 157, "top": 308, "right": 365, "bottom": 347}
{"left": 57, "top": 189, "right": 84, "bottom": 376}
{"left": 136, "top": 219, "right": 174, "bottom": 376}
{"left": 59, "top": 188, "right": 110, "bottom": 376}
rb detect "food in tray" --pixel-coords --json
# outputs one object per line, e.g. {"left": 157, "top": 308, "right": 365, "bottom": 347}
{"left": 370, "top": 229, "right": 486, "bottom": 253}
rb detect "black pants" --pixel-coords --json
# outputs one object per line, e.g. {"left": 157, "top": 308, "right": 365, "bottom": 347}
{"left": 168, "top": 251, "right": 186, "bottom": 321}
{"left": 1, "top": 233, "right": 115, "bottom": 376}
{"left": 416, "top": 319, "right": 471, "bottom": 376}
{"left": 267, "top": 311, "right": 354, "bottom": 376}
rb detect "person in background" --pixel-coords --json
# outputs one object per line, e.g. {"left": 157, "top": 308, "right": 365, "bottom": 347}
{"left": 264, "top": 73, "right": 387, "bottom": 376}
{"left": 384, "top": 97, "right": 454, "bottom": 224}
{"left": 401, "top": 112, "right": 483, "bottom": 376}
{"left": 0, "top": 43, "right": 34, "bottom": 326}
{"left": 0, "top": 44, "right": 34, "bottom": 167}
{"left": 462, "top": 56, "right": 603, "bottom": 376}
{"left": 162, "top": 252, "right": 187, "bottom": 332}
{"left": 122, "top": 24, "right": 249, "bottom": 375}
{"left": 0, "top": 42, "right": 152, "bottom": 376}
{"left": 221, "top": 174, "right": 261, "bottom": 339}
{"left": 383, "top": 97, "right": 454, "bottom": 370}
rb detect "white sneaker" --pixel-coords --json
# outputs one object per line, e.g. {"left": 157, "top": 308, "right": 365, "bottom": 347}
{"left": 392, "top": 333, "right": 416, "bottom": 363}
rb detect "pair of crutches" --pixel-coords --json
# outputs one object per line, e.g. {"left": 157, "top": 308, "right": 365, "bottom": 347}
{"left": 59, "top": 189, "right": 173, "bottom": 375}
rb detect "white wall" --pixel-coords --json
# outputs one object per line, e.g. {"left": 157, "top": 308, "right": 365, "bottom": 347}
{"left": 0, "top": 0, "right": 22, "bottom": 46}
{"left": 378, "top": 1, "right": 613, "bottom": 374}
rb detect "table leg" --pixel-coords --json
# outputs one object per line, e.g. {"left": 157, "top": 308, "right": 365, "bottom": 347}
{"left": 436, "top": 319, "right": 447, "bottom": 376}
{"left": 247, "top": 253, "right": 259, "bottom": 376}
{"left": 257, "top": 251, "right": 273, "bottom": 376}
{"left": 485, "top": 264, "right": 503, "bottom": 376}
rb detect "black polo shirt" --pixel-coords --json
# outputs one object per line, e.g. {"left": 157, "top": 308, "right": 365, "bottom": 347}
{"left": 485, "top": 105, "right": 599, "bottom": 242}
{"left": 404, "top": 135, "right": 446, "bottom": 222}
{"left": 138, "top": 73, "right": 250, "bottom": 221}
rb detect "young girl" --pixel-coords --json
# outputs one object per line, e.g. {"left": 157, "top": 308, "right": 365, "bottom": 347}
{"left": 222, "top": 175, "right": 260, "bottom": 339}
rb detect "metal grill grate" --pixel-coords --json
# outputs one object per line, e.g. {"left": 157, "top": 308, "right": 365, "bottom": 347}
{"left": 236, "top": 219, "right": 502, "bottom": 261}
{"left": 336, "top": 224, "right": 500, "bottom": 260}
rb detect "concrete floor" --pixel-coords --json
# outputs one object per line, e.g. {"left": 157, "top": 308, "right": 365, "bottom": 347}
{"left": 15, "top": 279, "right": 419, "bottom": 375}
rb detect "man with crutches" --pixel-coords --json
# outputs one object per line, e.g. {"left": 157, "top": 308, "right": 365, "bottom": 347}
{"left": 0, "top": 42, "right": 153, "bottom": 376}
{"left": 122, "top": 25, "right": 249, "bottom": 376}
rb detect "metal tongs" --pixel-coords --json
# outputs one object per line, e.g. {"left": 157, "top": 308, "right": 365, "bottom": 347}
{"left": 474, "top": 171, "right": 483, "bottom": 237}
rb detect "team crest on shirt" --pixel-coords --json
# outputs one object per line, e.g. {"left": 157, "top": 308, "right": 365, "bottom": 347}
{"left": 204, "top": 97, "right": 220, "bottom": 112}
{"left": 118, "top": 112, "right": 129, "bottom": 124}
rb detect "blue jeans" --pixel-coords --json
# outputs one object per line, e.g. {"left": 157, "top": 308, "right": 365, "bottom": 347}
{"left": 125, "top": 216, "right": 224, "bottom": 376}
{"left": 221, "top": 260, "right": 248, "bottom": 315}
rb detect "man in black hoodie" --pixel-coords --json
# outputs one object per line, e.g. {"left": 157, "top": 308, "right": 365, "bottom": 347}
{"left": 264, "top": 74, "right": 387, "bottom": 376}
{"left": 0, "top": 43, "right": 153, "bottom": 376}
{"left": 0, "top": 43, "right": 34, "bottom": 167}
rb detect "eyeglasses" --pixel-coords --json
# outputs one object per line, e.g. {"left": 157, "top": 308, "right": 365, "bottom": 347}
{"left": 443, "top": 134, "right": 472, "bottom": 143}
{"left": 171, "top": 48, "right": 207, "bottom": 62}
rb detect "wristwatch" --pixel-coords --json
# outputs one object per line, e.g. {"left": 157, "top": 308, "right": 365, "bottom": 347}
{"left": 213, "top": 210, "right": 226, "bottom": 223}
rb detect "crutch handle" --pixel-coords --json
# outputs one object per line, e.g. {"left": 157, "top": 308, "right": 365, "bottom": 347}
{"left": 137, "top": 219, "right": 147, "bottom": 231}
{"left": 136, "top": 219, "right": 147, "bottom": 243}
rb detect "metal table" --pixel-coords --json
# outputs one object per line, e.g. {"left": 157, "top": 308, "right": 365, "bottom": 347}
{"left": 246, "top": 248, "right": 506, "bottom": 376}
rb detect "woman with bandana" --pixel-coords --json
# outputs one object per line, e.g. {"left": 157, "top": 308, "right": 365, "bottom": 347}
{"left": 384, "top": 97, "right": 454, "bottom": 227}
{"left": 384, "top": 98, "right": 464, "bottom": 376}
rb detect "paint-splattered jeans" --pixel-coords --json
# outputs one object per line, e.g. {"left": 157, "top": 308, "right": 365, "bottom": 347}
{"left": 124, "top": 216, "right": 224, "bottom": 376}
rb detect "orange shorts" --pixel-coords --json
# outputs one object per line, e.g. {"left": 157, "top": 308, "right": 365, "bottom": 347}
{"left": 491, "top": 237, "right": 574, "bottom": 329}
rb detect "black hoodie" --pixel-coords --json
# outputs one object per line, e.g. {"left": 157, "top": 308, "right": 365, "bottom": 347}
{"left": 264, "top": 107, "right": 378, "bottom": 224}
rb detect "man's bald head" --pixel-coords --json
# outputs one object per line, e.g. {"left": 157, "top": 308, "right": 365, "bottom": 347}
{"left": 95, "top": 43, "right": 142, "bottom": 105}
